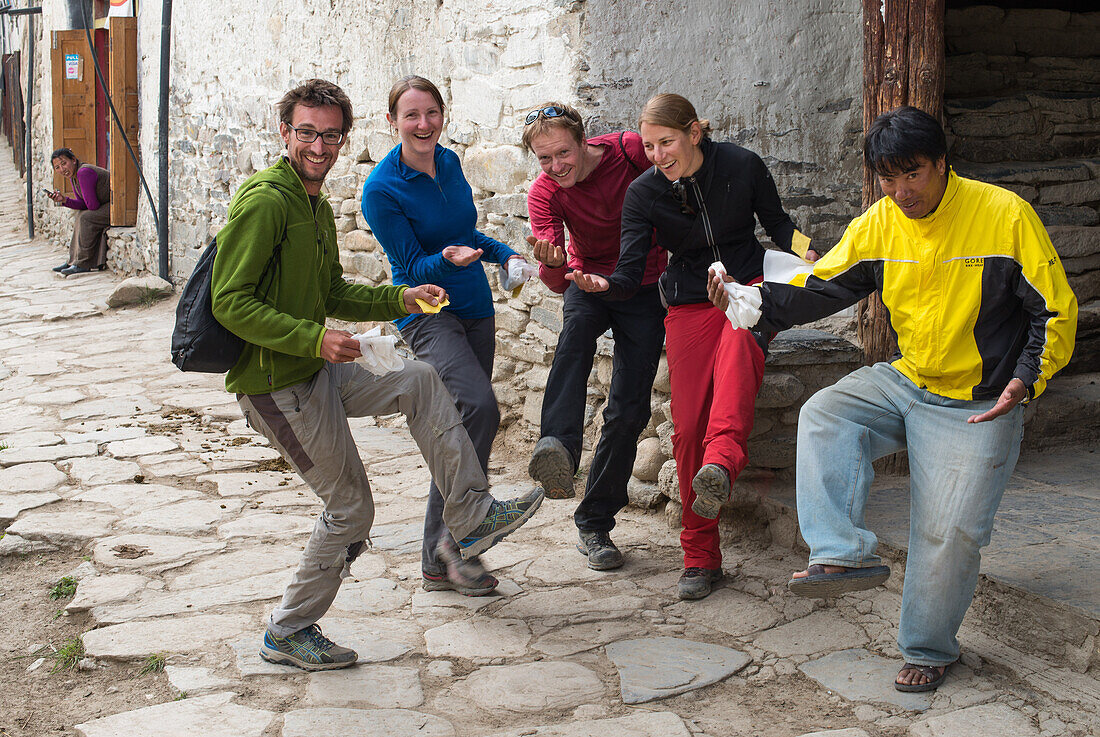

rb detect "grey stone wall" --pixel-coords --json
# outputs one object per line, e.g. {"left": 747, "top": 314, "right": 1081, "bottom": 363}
{"left": 945, "top": 6, "right": 1100, "bottom": 373}
{"left": 21, "top": 0, "right": 873, "bottom": 503}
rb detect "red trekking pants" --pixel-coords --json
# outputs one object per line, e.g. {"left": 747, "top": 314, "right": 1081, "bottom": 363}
{"left": 665, "top": 302, "right": 766, "bottom": 569}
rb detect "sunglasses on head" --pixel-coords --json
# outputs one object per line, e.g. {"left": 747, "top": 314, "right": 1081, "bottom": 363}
{"left": 525, "top": 106, "right": 567, "bottom": 125}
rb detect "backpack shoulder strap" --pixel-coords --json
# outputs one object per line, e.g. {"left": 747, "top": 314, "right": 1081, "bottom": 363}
{"left": 619, "top": 131, "right": 643, "bottom": 176}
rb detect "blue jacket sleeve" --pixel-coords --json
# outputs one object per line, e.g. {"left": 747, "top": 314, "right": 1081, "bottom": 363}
{"left": 474, "top": 230, "right": 519, "bottom": 265}
{"left": 361, "top": 184, "right": 462, "bottom": 284}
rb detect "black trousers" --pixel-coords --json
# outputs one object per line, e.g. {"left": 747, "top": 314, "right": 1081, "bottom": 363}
{"left": 541, "top": 283, "right": 666, "bottom": 532}
{"left": 400, "top": 312, "right": 498, "bottom": 575}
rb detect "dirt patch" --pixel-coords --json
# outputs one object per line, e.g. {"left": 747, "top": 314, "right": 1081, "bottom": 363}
{"left": 0, "top": 552, "right": 173, "bottom": 737}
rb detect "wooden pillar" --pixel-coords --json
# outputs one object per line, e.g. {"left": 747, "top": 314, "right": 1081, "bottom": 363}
{"left": 859, "top": 0, "right": 943, "bottom": 473}
{"left": 858, "top": 0, "right": 944, "bottom": 366}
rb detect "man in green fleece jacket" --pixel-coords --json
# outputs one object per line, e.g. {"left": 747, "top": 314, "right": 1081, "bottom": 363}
{"left": 211, "top": 79, "right": 543, "bottom": 672}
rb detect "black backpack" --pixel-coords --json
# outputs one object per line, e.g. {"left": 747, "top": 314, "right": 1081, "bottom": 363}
{"left": 170, "top": 235, "right": 283, "bottom": 373}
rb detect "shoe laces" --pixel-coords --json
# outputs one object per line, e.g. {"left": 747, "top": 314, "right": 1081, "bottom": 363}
{"left": 682, "top": 567, "right": 711, "bottom": 578}
{"left": 303, "top": 624, "right": 335, "bottom": 650}
{"left": 588, "top": 530, "right": 614, "bottom": 547}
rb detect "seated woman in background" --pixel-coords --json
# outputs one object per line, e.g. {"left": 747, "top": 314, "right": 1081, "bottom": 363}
{"left": 46, "top": 147, "right": 111, "bottom": 276}
{"left": 362, "top": 75, "right": 532, "bottom": 598}
{"left": 567, "top": 93, "right": 817, "bottom": 601}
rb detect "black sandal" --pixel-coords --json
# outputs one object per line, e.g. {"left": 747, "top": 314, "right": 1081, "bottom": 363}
{"left": 894, "top": 661, "right": 950, "bottom": 692}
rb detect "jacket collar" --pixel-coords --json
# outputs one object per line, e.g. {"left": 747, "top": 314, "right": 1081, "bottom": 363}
{"left": 895, "top": 168, "right": 960, "bottom": 235}
{"left": 390, "top": 143, "right": 445, "bottom": 181}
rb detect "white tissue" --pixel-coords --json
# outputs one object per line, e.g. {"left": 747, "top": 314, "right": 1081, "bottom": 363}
{"left": 763, "top": 249, "right": 815, "bottom": 284}
{"left": 710, "top": 261, "right": 763, "bottom": 330}
{"left": 351, "top": 327, "right": 404, "bottom": 376}
{"left": 500, "top": 258, "right": 539, "bottom": 293}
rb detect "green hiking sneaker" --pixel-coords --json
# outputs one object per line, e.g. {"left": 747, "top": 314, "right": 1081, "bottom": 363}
{"left": 456, "top": 488, "right": 545, "bottom": 559}
{"left": 259, "top": 624, "right": 357, "bottom": 671}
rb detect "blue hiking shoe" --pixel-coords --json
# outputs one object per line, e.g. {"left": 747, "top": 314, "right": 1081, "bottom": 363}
{"left": 259, "top": 624, "right": 357, "bottom": 671}
{"left": 456, "top": 488, "right": 544, "bottom": 559}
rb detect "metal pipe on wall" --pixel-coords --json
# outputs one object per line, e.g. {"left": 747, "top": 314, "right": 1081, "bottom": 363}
{"left": 24, "top": 10, "right": 31, "bottom": 238}
{"left": 158, "top": 0, "right": 171, "bottom": 279}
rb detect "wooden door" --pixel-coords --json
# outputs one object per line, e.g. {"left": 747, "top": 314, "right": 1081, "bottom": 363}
{"left": 108, "top": 17, "right": 138, "bottom": 226}
{"left": 51, "top": 31, "right": 97, "bottom": 192}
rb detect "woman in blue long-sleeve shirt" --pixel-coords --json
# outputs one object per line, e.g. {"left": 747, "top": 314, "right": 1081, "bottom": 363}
{"left": 362, "top": 75, "right": 529, "bottom": 597}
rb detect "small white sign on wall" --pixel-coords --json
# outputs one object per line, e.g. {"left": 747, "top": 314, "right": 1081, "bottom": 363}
{"left": 64, "top": 53, "right": 80, "bottom": 80}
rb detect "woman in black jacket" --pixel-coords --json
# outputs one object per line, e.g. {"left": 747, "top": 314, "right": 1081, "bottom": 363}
{"left": 568, "top": 93, "right": 816, "bottom": 600}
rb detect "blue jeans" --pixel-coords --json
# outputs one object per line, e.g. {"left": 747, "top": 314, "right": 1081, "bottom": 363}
{"left": 796, "top": 363, "right": 1024, "bottom": 666}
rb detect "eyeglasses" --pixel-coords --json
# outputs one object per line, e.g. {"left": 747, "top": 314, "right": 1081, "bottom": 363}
{"left": 286, "top": 125, "right": 345, "bottom": 145}
{"left": 525, "top": 106, "right": 567, "bottom": 125}
{"left": 670, "top": 180, "right": 695, "bottom": 215}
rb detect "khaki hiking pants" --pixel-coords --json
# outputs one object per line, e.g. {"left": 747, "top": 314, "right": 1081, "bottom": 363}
{"left": 238, "top": 359, "right": 493, "bottom": 638}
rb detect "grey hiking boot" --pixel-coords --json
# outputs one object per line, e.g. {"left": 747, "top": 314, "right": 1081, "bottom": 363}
{"left": 576, "top": 529, "right": 624, "bottom": 570}
{"left": 259, "top": 624, "right": 357, "bottom": 671}
{"left": 691, "top": 463, "right": 730, "bottom": 519}
{"left": 528, "top": 436, "right": 575, "bottom": 499}
{"left": 426, "top": 536, "right": 499, "bottom": 596}
{"left": 677, "top": 567, "right": 723, "bottom": 600}
{"left": 456, "top": 488, "right": 545, "bottom": 559}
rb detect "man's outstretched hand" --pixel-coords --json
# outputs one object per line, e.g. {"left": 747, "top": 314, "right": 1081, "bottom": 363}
{"left": 526, "top": 235, "right": 565, "bottom": 268}
{"left": 967, "top": 378, "right": 1027, "bottom": 423}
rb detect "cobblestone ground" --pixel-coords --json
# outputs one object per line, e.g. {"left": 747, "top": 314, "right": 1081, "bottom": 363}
{"left": 1, "top": 163, "right": 1097, "bottom": 737}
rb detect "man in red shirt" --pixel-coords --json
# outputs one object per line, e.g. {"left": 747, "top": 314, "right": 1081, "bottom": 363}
{"left": 523, "top": 103, "right": 667, "bottom": 570}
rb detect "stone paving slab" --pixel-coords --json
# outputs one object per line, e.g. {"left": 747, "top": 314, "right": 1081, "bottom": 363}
{"left": 83, "top": 614, "right": 253, "bottom": 659}
{"left": 164, "top": 665, "right": 236, "bottom": 696}
{"left": 216, "top": 512, "right": 314, "bottom": 539}
{"left": 67, "top": 457, "right": 143, "bottom": 485}
{"left": 424, "top": 618, "right": 531, "bottom": 658}
{"left": 459, "top": 661, "right": 605, "bottom": 713}
{"left": 666, "top": 587, "right": 781, "bottom": 637}
{"left": 0, "top": 430, "right": 63, "bottom": 446}
{"left": 73, "top": 483, "right": 203, "bottom": 514}
{"left": 91, "top": 569, "right": 288, "bottom": 624}
{"left": 797, "top": 648, "right": 934, "bottom": 711}
{"left": 605, "top": 636, "right": 752, "bottom": 704}
{"left": 495, "top": 587, "right": 645, "bottom": 624}
{"left": 73, "top": 692, "right": 274, "bottom": 737}
{"left": 306, "top": 664, "right": 424, "bottom": 708}
{"left": 66, "top": 573, "right": 148, "bottom": 612}
{"left": 118, "top": 498, "right": 244, "bottom": 535}
{"left": 7, "top": 508, "right": 119, "bottom": 546}
{"left": 329, "top": 577, "right": 411, "bottom": 614}
{"left": 281, "top": 708, "right": 454, "bottom": 737}
{"left": 198, "top": 471, "right": 301, "bottom": 497}
{"left": 105, "top": 436, "right": 180, "bottom": 457}
{"left": 0, "top": 490, "right": 61, "bottom": 523}
{"left": 486, "top": 712, "right": 693, "bottom": 737}
{"left": 908, "top": 702, "right": 1040, "bottom": 736}
{"left": 752, "top": 610, "right": 869, "bottom": 657}
{"left": 92, "top": 533, "right": 226, "bottom": 572}
{"left": 0, "top": 441, "right": 97, "bottom": 466}
{"left": 531, "top": 620, "right": 643, "bottom": 657}
{"left": 165, "top": 545, "right": 301, "bottom": 590}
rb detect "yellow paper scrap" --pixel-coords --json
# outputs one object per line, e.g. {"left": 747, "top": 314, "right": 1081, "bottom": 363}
{"left": 792, "top": 230, "right": 812, "bottom": 260}
{"left": 414, "top": 297, "right": 450, "bottom": 314}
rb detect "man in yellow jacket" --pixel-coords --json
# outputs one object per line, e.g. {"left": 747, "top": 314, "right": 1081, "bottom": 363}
{"left": 708, "top": 106, "right": 1077, "bottom": 693}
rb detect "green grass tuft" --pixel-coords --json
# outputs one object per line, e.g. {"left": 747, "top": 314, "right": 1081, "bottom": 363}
{"left": 140, "top": 653, "right": 166, "bottom": 675}
{"left": 48, "top": 576, "right": 77, "bottom": 600}
{"left": 51, "top": 637, "right": 84, "bottom": 672}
